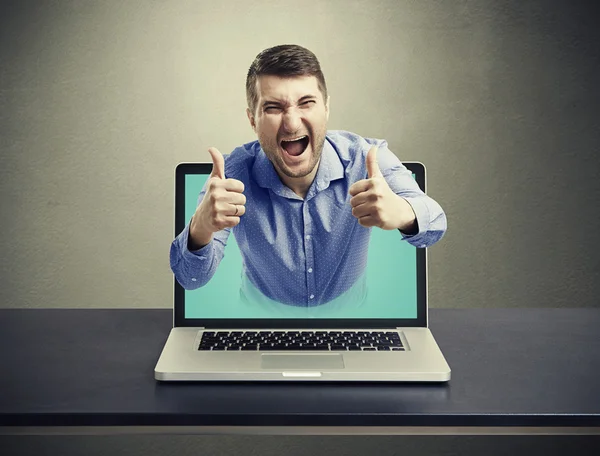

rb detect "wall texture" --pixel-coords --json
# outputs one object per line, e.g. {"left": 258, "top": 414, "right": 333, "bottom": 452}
{"left": 1, "top": 0, "right": 599, "bottom": 454}
{"left": 1, "top": 0, "right": 599, "bottom": 311}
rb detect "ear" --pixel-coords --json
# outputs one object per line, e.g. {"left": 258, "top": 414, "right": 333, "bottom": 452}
{"left": 246, "top": 107, "right": 256, "bottom": 133}
{"left": 325, "top": 95, "right": 330, "bottom": 121}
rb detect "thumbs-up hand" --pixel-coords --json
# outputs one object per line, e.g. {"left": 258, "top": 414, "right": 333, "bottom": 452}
{"left": 188, "top": 147, "right": 246, "bottom": 250}
{"left": 349, "top": 145, "right": 417, "bottom": 231}
{"left": 208, "top": 146, "right": 226, "bottom": 179}
{"left": 365, "top": 143, "right": 383, "bottom": 179}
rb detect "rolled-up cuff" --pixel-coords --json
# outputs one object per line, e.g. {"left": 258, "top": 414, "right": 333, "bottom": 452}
{"left": 399, "top": 196, "right": 431, "bottom": 247}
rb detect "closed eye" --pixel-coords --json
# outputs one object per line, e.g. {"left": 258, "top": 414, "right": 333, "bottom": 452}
{"left": 264, "top": 101, "right": 315, "bottom": 113}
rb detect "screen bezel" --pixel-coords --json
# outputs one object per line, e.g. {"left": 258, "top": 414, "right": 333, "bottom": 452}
{"left": 173, "top": 161, "right": 428, "bottom": 329}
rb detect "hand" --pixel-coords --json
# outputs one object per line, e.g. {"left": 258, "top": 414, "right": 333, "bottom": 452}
{"left": 349, "top": 145, "right": 416, "bottom": 231}
{"left": 188, "top": 147, "right": 246, "bottom": 249}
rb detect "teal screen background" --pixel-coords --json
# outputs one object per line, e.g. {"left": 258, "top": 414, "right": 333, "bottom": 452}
{"left": 183, "top": 174, "right": 418, "bottom": 319}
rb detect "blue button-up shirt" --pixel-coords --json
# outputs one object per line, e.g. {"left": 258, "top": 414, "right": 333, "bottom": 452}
{"left": 170, "top": 130, "right": 447, "bottom": 306}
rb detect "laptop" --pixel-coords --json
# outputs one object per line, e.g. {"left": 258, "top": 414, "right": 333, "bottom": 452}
{"left": 155, "top": 161, "right": 451, "bottom": 381}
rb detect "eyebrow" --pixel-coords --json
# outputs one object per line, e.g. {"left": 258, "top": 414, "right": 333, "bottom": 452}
{"left": 262, "top": 95, "right": 317, "bottom": 108}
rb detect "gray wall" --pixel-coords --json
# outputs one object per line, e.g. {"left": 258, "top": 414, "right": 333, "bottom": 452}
{"left": 1, "top": 0, "right": 599, "bottom": 311}
{"left": 1, "top": 0, "right": 599, "bottom": 454}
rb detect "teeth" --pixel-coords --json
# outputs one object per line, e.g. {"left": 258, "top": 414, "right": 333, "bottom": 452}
{"left": 281, "top": 135, "right": 307, "bottom": 142}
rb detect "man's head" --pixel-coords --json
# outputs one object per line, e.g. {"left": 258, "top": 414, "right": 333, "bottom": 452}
{"left": 246, "top": 45, "right": 330, "bottom": 185}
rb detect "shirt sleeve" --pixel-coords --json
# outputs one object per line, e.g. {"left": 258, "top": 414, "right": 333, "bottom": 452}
{"left": 169, "top": 183, "right": 232, "bottom": 289}
{"left": 368, "top": 140, "right": 448, "bottom": 248}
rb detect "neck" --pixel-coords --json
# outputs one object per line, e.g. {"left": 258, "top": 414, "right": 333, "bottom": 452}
{"left": 277, "top": 160, "right": 320, "bottom": 199}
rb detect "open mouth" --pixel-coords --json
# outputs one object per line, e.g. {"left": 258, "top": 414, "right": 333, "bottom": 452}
{"left": 280, "top": 135, "right": 310, "bottom": 157}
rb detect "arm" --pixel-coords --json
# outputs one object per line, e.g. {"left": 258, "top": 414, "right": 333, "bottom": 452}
{"left": 169, "top": 147, "right": 245, "bottom": 289}
{"left": 169, "top": 193, "right": 233, "bottom": 290}
{"left": 377, "top": 145, "right": 447, "bottom": 248}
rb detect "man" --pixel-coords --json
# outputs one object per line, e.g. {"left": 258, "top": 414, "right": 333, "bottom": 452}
{"left": 170, "top": 44, "right": 447, "bottom": 307}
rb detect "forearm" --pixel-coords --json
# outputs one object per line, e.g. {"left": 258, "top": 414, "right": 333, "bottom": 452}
{"left": 373, "top": 146, "right": 446, "bottom": 247}
{"left": 395, "top": 195, "right": 418, "bottom": 235}
{"left": 188, "top": 215, "right": 214, "bottom": 250}
{"left": 399, "top": 194, "right": 447, "bottom": 248}
{"left": 169, "top": 223, "right": 226, "bottom": 289}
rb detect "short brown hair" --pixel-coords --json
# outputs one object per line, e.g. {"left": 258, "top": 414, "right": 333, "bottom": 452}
{"left": 246, "top": 44, "right": 328, "bottom": 116}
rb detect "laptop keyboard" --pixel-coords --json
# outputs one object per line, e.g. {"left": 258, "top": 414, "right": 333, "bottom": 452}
{"left": 198, "top": 330, "right": 405, "bottom": 351}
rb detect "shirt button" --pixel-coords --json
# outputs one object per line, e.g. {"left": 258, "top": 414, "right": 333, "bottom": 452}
{"left": 305, "top": 235, "right": 311, "bottom": 240}
{"left": 309, "top": 294, "right": 315, "bottom": 300}
{"left": 420, "top": 244, "right": 426, "bottom": 248}
{"left": 308, "top": 268, "right": 313, "bottom": 273}
{"left": 191, "top": 278, "right": 197, "bottom": 282}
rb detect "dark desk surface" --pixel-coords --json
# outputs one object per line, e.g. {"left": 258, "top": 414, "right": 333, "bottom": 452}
{"left": 0, "top": 308, "right": 599, "bottom": 431}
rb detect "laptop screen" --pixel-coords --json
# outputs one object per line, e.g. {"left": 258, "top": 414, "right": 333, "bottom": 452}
{"left": 175, "top": 164, "right": 426, "bottom": 325}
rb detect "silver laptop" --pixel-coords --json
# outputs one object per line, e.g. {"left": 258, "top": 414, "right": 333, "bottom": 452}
{"left": 155, "top": 162, "right": 450, "bottom": 381}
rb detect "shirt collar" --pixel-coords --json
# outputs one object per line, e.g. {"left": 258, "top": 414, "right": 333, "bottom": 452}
{"left": 251, "top": 136, "right": 344, "bottom": 199}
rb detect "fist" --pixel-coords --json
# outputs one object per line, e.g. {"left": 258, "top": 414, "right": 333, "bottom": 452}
{"left": 189, "top": 147, "right": 246, "bottom": 249}
{"left": 349, "top": 145, "right": 416, "bottom": 231}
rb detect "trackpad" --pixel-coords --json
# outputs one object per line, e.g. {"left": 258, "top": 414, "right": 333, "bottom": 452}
{"left": 261, "top": 353, "right": 345, "bottom": 370}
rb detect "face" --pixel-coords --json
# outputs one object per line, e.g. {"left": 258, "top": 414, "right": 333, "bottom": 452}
{"left": 246, "top": 75, "right": 330, "bottom": 181}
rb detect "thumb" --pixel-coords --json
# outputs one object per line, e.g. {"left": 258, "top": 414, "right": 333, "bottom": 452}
{"left": 208, "top": 147, "right": 225, "bottom": 179}
{"left": 366, "top": 145, "right": 382, "bottom": 178}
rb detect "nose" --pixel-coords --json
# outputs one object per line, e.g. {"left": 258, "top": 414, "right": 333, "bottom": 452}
{"left": 282, "top": 106, "right": 303, "bottom": 134}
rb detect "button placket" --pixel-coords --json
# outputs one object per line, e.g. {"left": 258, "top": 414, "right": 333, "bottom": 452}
{"left": 303, "top": 201, "right": 316, "bottom": 305}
